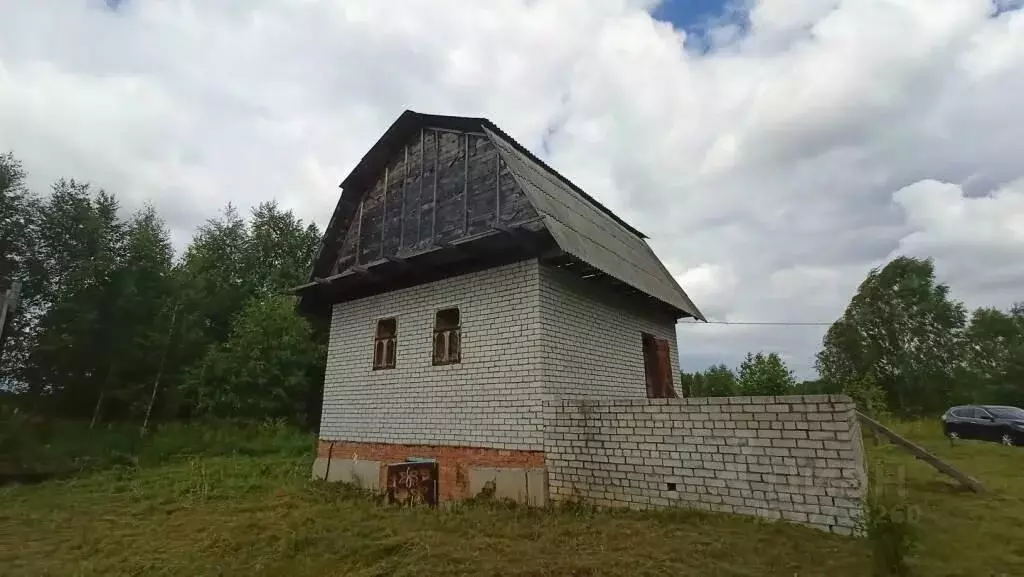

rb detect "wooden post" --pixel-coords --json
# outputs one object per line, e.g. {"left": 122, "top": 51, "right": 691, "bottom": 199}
{"left": 353, "top": 198, "right": 363, "bottom": 266}
{"left": 857, "top": 411, "right": 985, "bottom": 493}
{"left": 417, "top": 128, "right": 424, "bottom": 248}
{"left": 462, "top": 133, "right": 470, "bottom": 234}
{"left": 380, "top": 166, "right": 388, "bottom": 259}
{"left": 494, "top": 149, "right": 501, "bottom": 225}
{"left": 430, "top": 131, "right": 439, "bottom": 244}
{"left": 399, "top": 144, "right": 408, "bottom": 250}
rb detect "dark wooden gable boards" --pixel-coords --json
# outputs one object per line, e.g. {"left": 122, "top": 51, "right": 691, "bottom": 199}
{"left": 331, "top": 126, "right": 537, "bottom": 273}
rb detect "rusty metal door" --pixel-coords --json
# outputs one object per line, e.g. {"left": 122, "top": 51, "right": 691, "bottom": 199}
{"left": 386, "top": 461, "right": 438, "bottom": 506}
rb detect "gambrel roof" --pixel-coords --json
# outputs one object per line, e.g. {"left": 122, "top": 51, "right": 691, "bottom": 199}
{"left": 296, "top": 110, "right": 705, "bottom": 322}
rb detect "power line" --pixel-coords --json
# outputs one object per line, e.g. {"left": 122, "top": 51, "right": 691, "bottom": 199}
{"left": 682, "top": 320, "right": 833, "bottom": 326}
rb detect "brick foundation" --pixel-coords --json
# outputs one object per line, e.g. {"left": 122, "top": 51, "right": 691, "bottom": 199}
{"left": 316, "top": 440, "right": 545, "bottom": 501}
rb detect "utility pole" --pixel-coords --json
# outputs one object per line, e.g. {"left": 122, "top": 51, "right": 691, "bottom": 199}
{"left": 0, "top": 281, "right": 21, "bottom": 368}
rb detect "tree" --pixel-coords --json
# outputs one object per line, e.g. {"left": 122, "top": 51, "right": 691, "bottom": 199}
{"left": 679, "top": 371, "right": 698, "bottom": 397}
{"left": 173, "top": 202, "right": 321, "bottom": 360}
{"left": 0, "top": 153, "right": 40, "bottom": 384}
{"left": 0, "top": 153, "right": 328, "bottom": 426}
{"left": 701, "top": 364, "right": 739, "bottom": 396}
{"left": 18, "top": 187, "right": 178, "bottom": 422}
{"left": 184, "top": 295, "right": 325, "bottom": 423}
{"left": 25, "top": 182, "right": 127, "bottom": 413}
{"left": 792, "top": 379, "right": 831, "bottom": 395}
{"left": 737, "top": 352, "right": 795, "bottom": 396}
{"left": 0, "top": 153, "right": 34, "bottom": 287}
{"left": 97, "top": 206, "right": 176, "bottom": 420}
{"left": 176, "top": 204, "right": 252, "bottom": 347}
{"left": 170, "top": 202, "right": 323, "bottom": 419}
{"left": 246, "top": 201, "right": 321, "bottom": 297}
{"left": 816, "top": 256, "right": 967, "bottom": 415}
{"left": 963, "top": 304, "right": 1024, "bottom": 406}
{"left": 680, "top": 364, "right": 738, "bottom": 397}
{"left": 703, "top": 364, "right": 739, "bottom": 396}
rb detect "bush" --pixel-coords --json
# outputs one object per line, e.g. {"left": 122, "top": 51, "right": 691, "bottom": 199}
{"left": 842, "top": 373, "right": 890, "bottom": 419}
{"left": 861, "top": 483, "right": 920, "bottom": 577}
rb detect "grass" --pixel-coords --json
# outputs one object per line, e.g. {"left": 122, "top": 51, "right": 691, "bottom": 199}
{"left": 866, "top": 421, "right": 1024, "bottom": 575}
{"left": 0, "top": 419, "right": 1021, "bottom": 576}
{"left": 0, "top": 410, "right": 311, "bottom": 480}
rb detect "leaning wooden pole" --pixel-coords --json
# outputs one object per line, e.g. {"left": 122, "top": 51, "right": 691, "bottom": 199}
{"left": 856, "top": 411, "right": 985, "bottom": 493}
{"left": 140, "top": 302, "right": 179, "bottom": 439}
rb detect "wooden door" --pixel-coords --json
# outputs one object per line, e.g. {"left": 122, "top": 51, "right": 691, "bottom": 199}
{"left": 642, "top": 333, "right": 677, "bottom": 399}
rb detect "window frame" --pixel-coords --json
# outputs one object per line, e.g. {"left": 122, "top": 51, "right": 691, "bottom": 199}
{"left": 432, "top": 307, "right": 461, "bottom": 366}
{"left": 372, "top": 317, "right": 397, "bottom": 370}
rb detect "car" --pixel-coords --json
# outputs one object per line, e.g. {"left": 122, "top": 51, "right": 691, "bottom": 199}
{"left": 941, "top": 405, "right": 1024, "bottom": 446}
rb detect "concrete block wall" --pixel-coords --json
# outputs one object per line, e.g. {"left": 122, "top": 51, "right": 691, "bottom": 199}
{"left": 543, "top": 395, "right": 866, "bottom": 535}
{"left": 320, "top": 259, "right": 544, "bottom": 451}
{"left": 538, "top": 264, "right": 679, "bottom": 398}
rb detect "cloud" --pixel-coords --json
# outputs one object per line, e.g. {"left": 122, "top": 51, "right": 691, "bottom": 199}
{"left": 2, "top": 0, "right": 1024, "bottom": 379}
{"left": 892, "top": 178, "right": 1024, "bottom": 304}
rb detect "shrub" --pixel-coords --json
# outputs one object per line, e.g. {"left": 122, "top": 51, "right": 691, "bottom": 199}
{"left": 842, "top": 373, "right": 890, "bottom": 419}
{"left": 861, "top": 483, "right": 919, "bottom": 577}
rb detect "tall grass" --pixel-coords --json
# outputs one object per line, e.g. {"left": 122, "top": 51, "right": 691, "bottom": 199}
{"left": 0, "top": 407, "right": 314, "bottom": 481}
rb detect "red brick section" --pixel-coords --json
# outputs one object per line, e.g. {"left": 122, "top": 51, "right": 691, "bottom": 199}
{"left": 316, "top": 440, "right": 545, "bottom": 501}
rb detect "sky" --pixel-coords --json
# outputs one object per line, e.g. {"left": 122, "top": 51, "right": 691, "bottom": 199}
{"left": 2, "top": 0, "right": 1023, "bottom": 379}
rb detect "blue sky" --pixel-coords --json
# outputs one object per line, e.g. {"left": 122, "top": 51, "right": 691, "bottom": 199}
{"left": 656, "top": 0, "right": 1023, "bottom": 28}
{"left": 652, "top": 0, "right": 749, "bottom": 51}
{"left": 653, "top": 0, "right": 732, "bottom": 27}
{"left": 656, "top": 0, "right": 1023, "bottom": 24}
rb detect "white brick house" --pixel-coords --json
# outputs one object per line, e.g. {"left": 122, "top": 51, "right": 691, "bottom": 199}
{"left": 294, "top": 110, "right": 705, "bottom": 505}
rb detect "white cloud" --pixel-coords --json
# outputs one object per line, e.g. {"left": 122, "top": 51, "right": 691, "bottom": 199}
{"left": 891, "top": 178, "right": 1024, "bottom": 309}
{"left": 2, "top": 0, "right": 1024, "bottom": 378}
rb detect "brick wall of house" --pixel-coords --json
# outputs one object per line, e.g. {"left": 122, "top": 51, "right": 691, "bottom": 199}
{"left": 538, "top": 264, "right": 679, "bottom": 398}
{"left": 319, "top": 258, "right": 687, "bottom": 452}
{"left": 543, "top": 395, "right": 866, "bottom": 534}
{"left": 319, "top": 259, "right": 545, "bottom": 451}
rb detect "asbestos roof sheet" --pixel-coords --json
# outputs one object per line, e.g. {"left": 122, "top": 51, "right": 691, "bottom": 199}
{"left": 485, "top": 127, "right": 705, "bottom": 321}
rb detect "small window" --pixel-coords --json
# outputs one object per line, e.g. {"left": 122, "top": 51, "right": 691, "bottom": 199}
{"left": 373, "top": 318, "right": 397, "bottom": 369}
{"left": 432, "top": 308, "right": 461, "bottom": 365}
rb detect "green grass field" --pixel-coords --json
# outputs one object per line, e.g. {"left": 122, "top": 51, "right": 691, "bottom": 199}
{"left": 1, "top": 420, "right": 1022, "bottom": 576}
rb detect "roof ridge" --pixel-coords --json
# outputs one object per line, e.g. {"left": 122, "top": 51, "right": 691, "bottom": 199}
{"left": 476, "top": 117, "right": 648, "bottom": 240}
